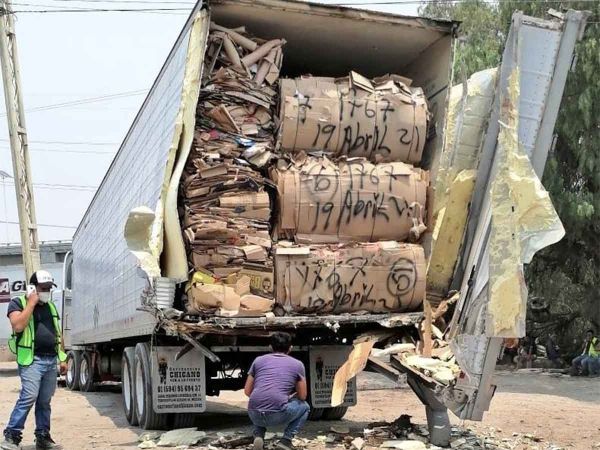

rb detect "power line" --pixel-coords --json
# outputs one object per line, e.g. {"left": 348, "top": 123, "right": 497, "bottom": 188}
{"left": 0, "top": 146, "right": 114, "bottom": 154}
{"left": 10, "top": 1, "right": 192, "bottom": 14}
{"left": 50, "top": 0, "right": 194, "bottom": 4}
{"left": 0, "top": 219, "right": 77, "bottom": 229}
{"left": 0, "top": 139, "right": 118, "bottom": 146}
{"left": 3, "top": 180, "right": 98, "bottom": 191}
{"left": 11, "top": 6, "right": 192, "bottom": 12}
{"left": 0, "top": 89, "right": 147, "bottom": 117}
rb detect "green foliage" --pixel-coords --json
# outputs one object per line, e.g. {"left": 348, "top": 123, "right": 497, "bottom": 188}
{"left": 422, "top": 1, "right": 600, "bottom": 354}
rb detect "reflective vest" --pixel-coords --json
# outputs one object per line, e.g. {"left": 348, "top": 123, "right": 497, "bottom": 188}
{"left": 588, "top": 337, "right": 599, "bottom": 358}
{"left": 7, "top": 296, "right": 67, "bottom": 366}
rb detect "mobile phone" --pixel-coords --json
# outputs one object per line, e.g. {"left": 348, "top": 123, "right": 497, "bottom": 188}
{"left": 27, "top": 285, "right": 36, "bottom": 296}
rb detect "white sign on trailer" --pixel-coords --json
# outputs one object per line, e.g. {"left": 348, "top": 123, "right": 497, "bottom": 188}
{"left": 309, "top": 346, "right": 357, "bottom": 408}
{"left": 151, "top": 346, "right": 206, "bottom": 413}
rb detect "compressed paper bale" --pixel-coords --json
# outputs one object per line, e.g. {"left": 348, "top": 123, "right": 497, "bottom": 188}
{"left": 271, "top": 156, "right": 429, "bottom": 244}
{"left": 275, "top": 241, "right": 426, "bottom": 314}
{"left": 278, "top": 73, "right": 429, "bottom": 164}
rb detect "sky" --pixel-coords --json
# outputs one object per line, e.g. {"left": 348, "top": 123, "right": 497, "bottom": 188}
{"left": 0, "top": 0, "right": 420, "bottom": 245}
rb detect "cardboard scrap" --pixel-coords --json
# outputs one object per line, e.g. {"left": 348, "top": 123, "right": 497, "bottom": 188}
{"left": 275, "top": 241, "right": 426, "bottom": 314}
{"left": 390, "top": 336, "right": 460, "bottom": 385}
{"left": 331, "top": 339, "right": 377, "bottom": 406}
{"left": 181, "top": 23, "right": 284, "bottom": 317}
{"left": 279, "top": 73, "right": 429, "bottom": 164}
{"left": 271, "top": 155, "right": 429, "bottom": 243}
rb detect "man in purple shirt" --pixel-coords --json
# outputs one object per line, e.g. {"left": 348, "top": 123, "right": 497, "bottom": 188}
{"left": 244, "top": 332, "right": 310, "bottom": 450}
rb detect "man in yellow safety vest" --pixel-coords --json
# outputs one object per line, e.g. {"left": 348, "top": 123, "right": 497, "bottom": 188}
{"left": 571, "top": 329, "right": 600, "bottom": 377}
{"left": 1, "top": 270, "right": 67, "bottom": 450}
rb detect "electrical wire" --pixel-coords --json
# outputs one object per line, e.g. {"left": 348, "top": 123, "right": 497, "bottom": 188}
{"left": 3, "top": 180, "right": 98, "bottom": 191}
{"left": 0, "top": 146, "right": 114, "bottom": 154}
{"left": 10, "top": 7, "right": 193, "bottom": 12}
{"left": 0, "top": 219, "right": 77, "bottom": 229}
{"left": 0, "top": 89, "right": 147, "bottom": 117}
{"left": 0, "top": 139, "right": 118, "bottom": 146}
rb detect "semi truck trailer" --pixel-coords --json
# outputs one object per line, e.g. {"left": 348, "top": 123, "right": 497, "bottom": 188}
{"left": 55, "top": 1, "right": 587, "bottom": 446}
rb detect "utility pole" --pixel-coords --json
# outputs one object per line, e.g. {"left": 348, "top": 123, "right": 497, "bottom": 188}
{"left": 0, "top": 0, "right": 40, "bottom": 279}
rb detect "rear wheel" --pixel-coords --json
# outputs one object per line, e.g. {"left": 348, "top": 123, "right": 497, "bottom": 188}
{"left": 134, "top": 343, "right": 169, "bottom": 430}
{"left": 65, "top": 351, "right": 81, "bottom": 391}
{"left": 308, "top": 407, "right": 324, "bottom": 421}
{"left": 79, "top": 352, "right": 96, "bottom": 392}
{"left": 170, "top": 413, "right": 196, "bottom": 428}
{"left": 322, "top": 406, "right": 348, "bottom": 420}
{"left": 121, "top": 347, "right": 138, "bottom": 425}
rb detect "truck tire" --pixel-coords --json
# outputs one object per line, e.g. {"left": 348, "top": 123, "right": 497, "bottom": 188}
{"left": 308, "top": 407, "right": 324, "bottom": 421}
{"left": 121, "top": 347, "right": 138, "bottom": 426}
{"left": 170, "top": 413, "right": 196, "bottom": 428}
{"left": 322, "top": 406, "right": 348, "bottom": 420}
{"left": 79, "top": 351, "right": 96, "bottom": 392}
{"left": 134, "top": 342, "right": 169, "bottom": 430}
{"left": 65, "top": 350, "right": 81, "bottom": 391}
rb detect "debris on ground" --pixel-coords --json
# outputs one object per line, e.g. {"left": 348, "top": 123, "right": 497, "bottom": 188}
{"left": 216, "top": 435, "right": 255, "bottom": 448}
{"left": 138, "top": 428, "right": 208, "bottom": 448}
{"left": 157, "top": 428, "right": 207, "bottom": 447}
{"left": 134, "top": 416, "right": 569, "bottom": 450}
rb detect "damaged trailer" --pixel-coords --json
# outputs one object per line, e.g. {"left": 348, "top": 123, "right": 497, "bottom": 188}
{"left": 55, "top": 0, "right": 587, "bottom": 445}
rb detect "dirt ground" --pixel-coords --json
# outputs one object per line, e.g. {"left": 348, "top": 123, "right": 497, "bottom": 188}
{"left": 0, "top": 364, "right": 599, "bottom": 450}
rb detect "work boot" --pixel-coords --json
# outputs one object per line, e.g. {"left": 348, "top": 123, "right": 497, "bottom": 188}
{"left": 253, "top": 436, "right": 264, "bottom": 450}
{"left": 0, "top": 434, "right": 20, "bottom": 450}
{"left": 34, "top": 434, "right": 62, "bottom": 450}
{"left": 276, "top": 438, "right": 297, "bottom": 450}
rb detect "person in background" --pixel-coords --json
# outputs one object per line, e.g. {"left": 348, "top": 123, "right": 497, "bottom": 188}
{"left": 571, "top": 329, "right": 599, "bottom": 376}
{"left": 244, "top": 332, "right": 310, "bottom": 450}
{"left": 515, "top": 336, "right": 537, "bottom": 369}
{"left": 1, "top": 270, "right": 67, "bottom": 450}
{"left": 545, "top": 335, "right": 562, "bottom": 368}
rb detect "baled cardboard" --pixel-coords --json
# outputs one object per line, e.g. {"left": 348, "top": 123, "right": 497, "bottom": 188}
{"left": 275, "top": 241, "right": 426, "bottom": 314}
{"left": 278, "top": 73, "right": 429, "bottom": 164}
{"left": 271, "top": 156, "right": 429, "bottom": 243}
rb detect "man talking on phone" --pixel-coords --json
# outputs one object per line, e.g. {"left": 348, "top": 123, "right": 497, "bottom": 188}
{"left": 1, "top": 270, "right": 67, "bottom": 450}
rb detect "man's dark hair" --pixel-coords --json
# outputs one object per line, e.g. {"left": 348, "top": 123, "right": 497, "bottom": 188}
{"left": 271, "top": 332, "right": 292, "bottom": 353}
{"left": 587, "top": 329, "right": 595, "bottom": 335}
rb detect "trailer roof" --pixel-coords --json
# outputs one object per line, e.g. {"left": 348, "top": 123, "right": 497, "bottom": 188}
{"left": 75, "top": 0, "right": 457, "bottom": 237}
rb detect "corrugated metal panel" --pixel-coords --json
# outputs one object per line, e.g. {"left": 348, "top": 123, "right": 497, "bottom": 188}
{"left": 71, "top": 4, "right": 202, "bottom": 345}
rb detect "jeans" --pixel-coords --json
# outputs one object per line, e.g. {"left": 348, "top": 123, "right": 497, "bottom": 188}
{"left": 572, "top": 354, "right": 599, "bottom": 375}
{"left": 248, "top": 399, "right": 310, "bottom": 441}
{"left": 586, "top": 356, "right": 600, "bottom": 375}
{"left": 3, "top": 355, "right": 57, "bottom": 441}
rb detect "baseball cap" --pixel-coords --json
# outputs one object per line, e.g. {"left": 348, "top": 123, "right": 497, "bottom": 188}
{"left": 29, "top": 270, "right": 57, "bottom": 287}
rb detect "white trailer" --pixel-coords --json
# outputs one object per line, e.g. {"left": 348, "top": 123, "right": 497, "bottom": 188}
{"left": 58, "top": 1, "right": 587, "bottom": 445}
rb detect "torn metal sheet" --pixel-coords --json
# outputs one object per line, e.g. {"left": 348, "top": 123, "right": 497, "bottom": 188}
{"left": 124, "top": 206, "right": 162, "bottom": 281}
{"left": 427, "top": 69, "right": 497, "bottom": 297}
{"left": 163, "top": 11, "right": 211, "bottom": 280}
{"left": 331, "top": 339, "right": 376, "bottom": 406}
{"left": 487, "top": 69, "right": 565, "bottom": 337}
